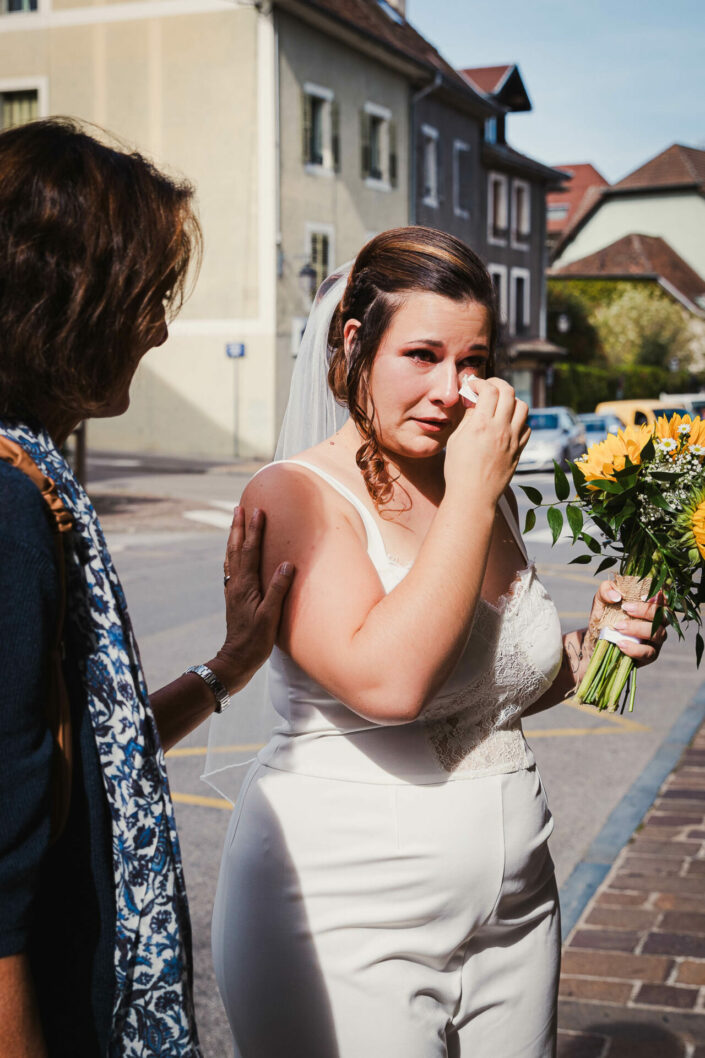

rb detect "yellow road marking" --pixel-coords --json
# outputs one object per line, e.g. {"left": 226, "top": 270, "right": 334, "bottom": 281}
{"left": 528, "top": 725, "right": 632, "bottom": 738}
{"left": 537, "top": 564, "right": 598, "bottom": 585}
{"left": 562, "top": 697, "right": 650, "bottom": 731}
{"left": 167, "top": 743, "right": 264, "bottom": 758}
{"left": 172, "top": 792, "right": 232, "bottom": 810}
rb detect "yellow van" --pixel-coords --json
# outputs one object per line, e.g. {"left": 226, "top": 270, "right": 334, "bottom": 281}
{"left": 595, "top": 398, "right": 690, "bottom": 427}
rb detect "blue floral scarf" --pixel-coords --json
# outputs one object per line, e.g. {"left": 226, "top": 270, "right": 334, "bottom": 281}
{"left": 0, "top": 421, "right": 201, "bottom": 1057}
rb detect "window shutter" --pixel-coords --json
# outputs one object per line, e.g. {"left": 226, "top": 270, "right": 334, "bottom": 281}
{"left": 360, "top": 110, "right": 370, "bottom": 179}
{"left": 499, "top": 179, "right": 508, "bottom": 229}
{"left": 302, "top": 91, "right": 312, "bottom": 165}
{"left": 459, "top": 149, "right": 472, "bottom": 214}
{"left": 331, "top": 100, "right": 341, "bottom": 173}
{"left": 389, "top": 119, "right": 398, "bottom": 187}
{"left": 436, "top": 139, "right": 444, "bottom": 203}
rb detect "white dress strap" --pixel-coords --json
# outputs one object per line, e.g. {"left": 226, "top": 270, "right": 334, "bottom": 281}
{"left": 498, "top": 492, "right": 528, "bottom": 563}
{"left": 277, "top": 459, "right": 390, "bottom": 569}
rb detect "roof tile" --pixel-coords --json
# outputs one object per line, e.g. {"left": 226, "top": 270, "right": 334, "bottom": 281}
{"left": 550, "top": 232, "right": 705, "bottom": 311}
{"left": 614, "top": 144, "right": 705, "bottom": 191}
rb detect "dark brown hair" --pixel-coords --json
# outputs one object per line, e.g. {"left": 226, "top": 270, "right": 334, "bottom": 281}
{"left": 327, "top": 226, "right": 498, "bottom": 509}
{"left": 0, "top": 117, "right": 201, "bottom": 424}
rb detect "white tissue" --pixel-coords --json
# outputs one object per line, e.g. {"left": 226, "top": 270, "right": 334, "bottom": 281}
{"left": 599, "top": 627, "right": 641, "bottom": 647}
{"left": 459, "top": 374, "right": 478, "bottom": 403}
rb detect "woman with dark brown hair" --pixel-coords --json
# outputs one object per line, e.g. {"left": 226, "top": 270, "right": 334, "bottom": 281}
{"left": 211, "top": 228, "right": 666, "bottom": 1057}
{"left": 0, "top": 118, "right": 292, "bottom": 1058}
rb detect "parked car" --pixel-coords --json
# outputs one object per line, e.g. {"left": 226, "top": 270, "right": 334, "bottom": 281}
{"left": 658, "top": 392, "right": 705, "bottom": 418}
{"left": 578, "top": 412, "right": 623, "bottom": 447}
{"left": 518, "top": 406, "right": 586, "bottom": 472}
{"left": 594, "top": 399, "right": 689, "bottom": 427}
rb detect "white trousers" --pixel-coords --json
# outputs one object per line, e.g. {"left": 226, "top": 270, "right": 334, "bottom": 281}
{"left": 212, "top": 762, "right": 560, "bottom": 1058}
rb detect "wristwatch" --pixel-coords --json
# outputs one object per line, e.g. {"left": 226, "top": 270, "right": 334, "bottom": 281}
{"left": 184, "top": 664, "right": 231, "bottom": 713}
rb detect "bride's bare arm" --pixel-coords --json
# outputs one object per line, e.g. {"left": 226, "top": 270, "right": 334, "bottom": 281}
{"left": 244, "top": 379, "right": 528, "bottom": 724}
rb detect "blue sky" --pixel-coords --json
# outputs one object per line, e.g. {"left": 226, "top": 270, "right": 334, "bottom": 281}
{"left": 406, "top": 0, "right": 704, "bottom": 183}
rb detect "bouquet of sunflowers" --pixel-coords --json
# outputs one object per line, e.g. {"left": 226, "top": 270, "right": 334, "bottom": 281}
{"left": 522, "top": 414, "right": 705, "bottom": 712}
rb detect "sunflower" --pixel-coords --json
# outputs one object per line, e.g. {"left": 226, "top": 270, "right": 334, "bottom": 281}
{"left": 654, "top": 413, "right": 705, "bottom": 447}
{"left": 575, "top": 423, "right": 652, "bottom": 486}
{"left": 678, "top": 486, "right": 705, "bottom": 562}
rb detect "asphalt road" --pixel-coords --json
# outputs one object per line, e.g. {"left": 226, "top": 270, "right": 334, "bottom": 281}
{"left": 89, "top": 456, "right": 702, "bottom": 1057}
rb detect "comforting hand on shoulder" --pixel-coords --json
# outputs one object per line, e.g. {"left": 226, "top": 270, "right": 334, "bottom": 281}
{"left": 215, "top": 506, "right": 294, "bottom": 694}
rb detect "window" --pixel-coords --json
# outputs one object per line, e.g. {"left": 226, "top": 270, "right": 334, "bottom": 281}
{"left": 484, "top": 117, "right": 497, "bottom": 145}
{"left": 453, "top": 140, "right": 471, "bottom": 218}
{"left": 360, "top": 102, "right": 397, "bottom": 190}
{"left": 421, "top": 125, "right": 439, "bottom": 207}
{"left": 510, "top": 267, "right": 530, "bottom": 336}
{"left": 511, "top": 180, "right": 531, "bottom": 247}
{"left": 487, "top": 172, "right": 508, "bottom": 245}
{"left": 1, "top": 0, "right": 37, "bottom": 11}
{"left": 0, "top": 88, "right": 38, "bottom": 129}
{"left": 488, "top": 264, "right": 508, "bottom": 324}
{"left": 306, "top": 224, "right": 335, "bottom": 291}
{"left": 302, "top": 84, "right": 339, "bottom": 174}
{"left": 547, "top": 203, "right": 569, "bottom": 221}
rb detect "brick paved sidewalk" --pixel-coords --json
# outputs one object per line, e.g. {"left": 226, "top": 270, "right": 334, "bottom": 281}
{"left": 557, "top": 720, "right": 705, "bottom": 1058}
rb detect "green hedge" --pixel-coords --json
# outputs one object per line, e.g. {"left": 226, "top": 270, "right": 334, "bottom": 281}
{"left": 551, "top": 363, "right": 696, "bottom": 413}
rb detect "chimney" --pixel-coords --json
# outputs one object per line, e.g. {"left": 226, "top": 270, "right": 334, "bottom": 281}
{"left": 387, "top": 0, "right": 406, "bottom": 17}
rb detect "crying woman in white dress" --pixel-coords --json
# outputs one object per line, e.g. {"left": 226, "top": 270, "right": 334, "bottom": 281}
{"left": 211, "top": 227, "right": 666, "bottom": 1058}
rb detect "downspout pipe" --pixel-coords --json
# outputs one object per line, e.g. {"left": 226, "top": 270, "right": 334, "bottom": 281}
{"left": 409, "top": 70, "right": 442, "bottom": 225}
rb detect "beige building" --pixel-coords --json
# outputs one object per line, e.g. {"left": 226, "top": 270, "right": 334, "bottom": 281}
{"left": 0, "top": 0, "right": 415, "bottom": 458}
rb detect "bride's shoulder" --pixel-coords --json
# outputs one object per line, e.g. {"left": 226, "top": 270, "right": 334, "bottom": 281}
{"left": 241, "top": 455, "right": 339, "bottom": 517}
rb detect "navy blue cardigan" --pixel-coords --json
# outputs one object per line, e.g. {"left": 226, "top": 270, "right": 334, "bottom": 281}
{"left": 0, "top": 460, "right": 115, "bottom": 1056}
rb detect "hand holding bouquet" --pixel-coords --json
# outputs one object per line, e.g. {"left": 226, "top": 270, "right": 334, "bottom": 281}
{"left": 523, "top": 414, "right": 705, "bottom": 712}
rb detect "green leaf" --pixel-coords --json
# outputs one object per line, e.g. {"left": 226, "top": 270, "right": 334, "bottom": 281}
{"left": 613, "top": 503, "right": 635, "bottom": 534}
{"left": 568, "top": 554, "right": 593, "bottom": 564}
{"left": 519, "top": 485, "right": 543, "bottom": 505}
{"left": 697, "top": 632, "right": 704, "bottom": 668}
{"left": 553, "top": 461, "right": 570, "bottom": 501}
{"left": 547, "top": 506, "right": 563, "bottom": 546}
{"left": 647, "top": 490, "right": 675, "bottom": 512}
{"left": 580, "top": 532, "right": 602, "bottom": 554}
{"left": 570, "top": 461, "right": 587, "bottom": 492}
{"left": 566, "top": 504, "right": 584, "bottom": 541}
{"left": 595, "top": 556, "right": 618, "bottom": 574}
{"left": 589, "top": 478, "right": 624, "bottom": 494}
{"left": 524, "top": 508, "right": 536, "bottom": 533}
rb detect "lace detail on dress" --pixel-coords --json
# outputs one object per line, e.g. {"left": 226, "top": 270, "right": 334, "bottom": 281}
{"left": 422, "top": 564, "right": 562, "bottom": 774}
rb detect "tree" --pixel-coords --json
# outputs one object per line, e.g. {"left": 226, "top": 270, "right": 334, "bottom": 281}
{"left": 590, "top": 285, "right": 692, "bottom": 370}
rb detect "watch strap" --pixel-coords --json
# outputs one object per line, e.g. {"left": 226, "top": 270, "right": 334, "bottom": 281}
{"left": 184, "top": 663, "right": 231, "bottom": 713}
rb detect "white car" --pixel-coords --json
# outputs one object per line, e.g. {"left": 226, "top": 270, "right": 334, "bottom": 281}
{"left": 518, "top": 406, "right": 586, "bottom": 472}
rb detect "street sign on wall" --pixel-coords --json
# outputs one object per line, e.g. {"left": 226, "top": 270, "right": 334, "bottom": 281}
{"left": 225, "top": 342, "right": 246, "bottom": 359}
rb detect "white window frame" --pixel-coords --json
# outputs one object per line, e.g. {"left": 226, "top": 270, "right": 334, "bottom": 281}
{"left": 546, "top": 202, "right": 569, "bottom": 221}
{"left": 420, "top": 123, "right": 439, "bottom": 208}
{"left": 452, "top": 139, "right": 471, "bottom": 219}
{"left": 509, "top": 266, "right": 531, "bottom": 335}
{"left": 363, "top": 100, "right": 392, "bottom": 192}
{"left": 0, "top": 0, "right": 42, "bottom": 15}
{"left": 0, "top": 75, "right": 48, "bottom": 122}
{"left": 511, "top": 178, "right": 531, "bottom": 249}
{"left": 487, "top": 171, "right": 508, "bottom": 247}
{"left": 304, "top": 222, "right": 336, "bottom": 292}
{"left": 488, "top": 264, "right": 508, "bottom": 324}
{"left": 303, "top": 81, "right": 336, "bottom": 178}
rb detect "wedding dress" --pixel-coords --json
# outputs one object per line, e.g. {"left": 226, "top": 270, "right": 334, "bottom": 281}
{"left": 212, "top": 458, "right": 564, "bottom": 1058}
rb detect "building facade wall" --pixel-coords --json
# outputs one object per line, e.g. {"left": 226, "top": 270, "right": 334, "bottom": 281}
{"left": 554, "top": 191, "right": 705, "bottom": 280}
{"left": 412, "top": 94, "right": 483, "bottom": 247}
{"left": 0, "top": 1, "right": 280, "bottom": 458}
{"left": 276, "top": 9, "right": 409, "bottom": 427}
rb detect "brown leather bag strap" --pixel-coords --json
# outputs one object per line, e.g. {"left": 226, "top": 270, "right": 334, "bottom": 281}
{"left": 0, "top": 436, "right": 74, "bottom": 843}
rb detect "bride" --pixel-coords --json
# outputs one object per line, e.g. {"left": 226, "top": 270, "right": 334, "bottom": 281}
{"left": 211, "top": 227, "right": 665, "bottom": 1057}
